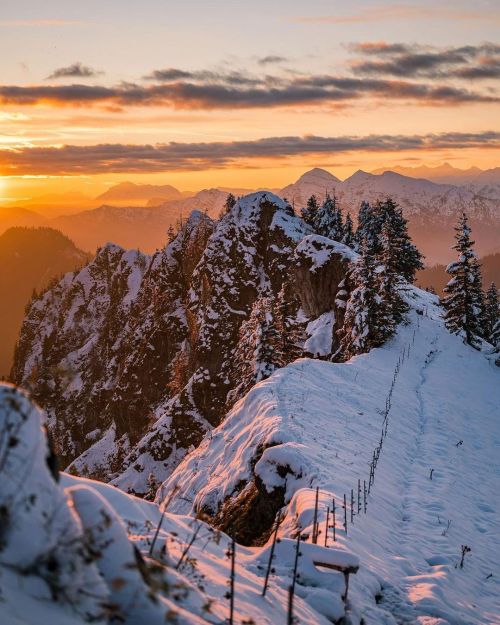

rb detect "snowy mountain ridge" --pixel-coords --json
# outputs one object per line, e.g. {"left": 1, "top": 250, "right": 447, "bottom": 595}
{"left": 3, "top": 280, "right": 498, "bottom": 624}
{"left": 159, "top": 286, "right": 500, "bottom": 624}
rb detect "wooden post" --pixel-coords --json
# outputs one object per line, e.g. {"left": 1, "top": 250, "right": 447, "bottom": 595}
{"left": 363, "top": 480, "right": 367, "bottom": 514}
{"left": 312, "top": 486, "right": 319, "bottom": 544}
{"left": 343, "top": 493, "right": 347, "bottom": 534}
{"left": 357, "top": 479, "right": 361, "bottom": 515}
{"left": 332, "top": 498, "right": 336, "bottom": 541}
{"left": 262, "top": 514, "right": 280, "bottom": 596}
{"left": 350, "top": 489, "right": 354, "bottom": 524}
{"left": 324, "top": 506, "right": 330, "bottom": 547}
{"left": 288, "top": 534, "right": 301, "bottom": 625}
{"left": 228, "top": 538, "right": 235, "bottom": 625}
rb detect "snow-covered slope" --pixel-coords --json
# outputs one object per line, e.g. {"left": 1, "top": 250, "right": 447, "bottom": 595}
{"left": 159, "top": 287, "right": 500, "bottom": 624}
{"left": 0, "top": 383, "right": 358, "bottom": 625}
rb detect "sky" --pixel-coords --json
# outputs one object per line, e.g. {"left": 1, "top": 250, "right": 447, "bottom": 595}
{"left": 0, "top": 0, "right": 499, "bottom": 199}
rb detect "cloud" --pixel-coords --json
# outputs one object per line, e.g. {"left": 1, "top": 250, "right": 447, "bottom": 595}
{"left": 48, "top": 62, "right": 102, "bottom": 79}
{"left": 0, "top": 75, "right": 496, "bottom": 110}
{"left": 2, "top": 42, "right": 498, "bottom": 112}
{"left": 1, "top": 131, "right": 498, "bottom": 175}
{"left": 258, "top": 56, "right": 288, "bottom": 66}
{"left": 350, "top": 42, "right": 500, "bottom": 80}
{"left": 295, "top": 4, "right": 500, "bottom": 24}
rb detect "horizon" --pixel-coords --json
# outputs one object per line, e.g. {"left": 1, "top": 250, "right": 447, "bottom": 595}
{"left": 1, "top": 161, "right": 499, "bottom": 206}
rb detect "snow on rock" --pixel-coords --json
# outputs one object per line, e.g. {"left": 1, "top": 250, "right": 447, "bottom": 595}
{"left": 69, "top": 485, "right": 172, "bottom": 625}
{"left": 304, "top": 311, "right": 336, "bottom": 357}
{"left": 110, "top": 192, "right": 309, "bottom": 496}
{"left": 0, "top": 385, "right": 336, "bottom": 625}
{"left": 159, "top": 286, "right": 500, "bottom": 624}
{"left": 294, "top": 234, "right": 355, "bottom": 320}
{"left": 0, "top": 384, "right": 109, "bottom": 624}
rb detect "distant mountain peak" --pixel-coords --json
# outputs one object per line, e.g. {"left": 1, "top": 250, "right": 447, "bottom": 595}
{"left": 295, "top": 168, "right": 341, "bottom": 184}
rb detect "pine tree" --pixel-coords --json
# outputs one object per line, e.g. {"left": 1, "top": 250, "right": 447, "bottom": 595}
{"left": 442, "top": 213, "right": 483, "bottom": 346}
{"left": 314, "top": 194, "right": 344, "bottom": 241}
{"left": 231, "top": 296, "right": 283, "bottom": 399}
{"left": 354, "top": 201, "right": 379, "bottom": 254}
{"left": 273, "top": 284, "right": 305, "bottom": 363}
{"left": 376, "top": 198, "right": 423, "bottom": 282}
{"left": 301, "top": 195, "right": 320, "bottom": 227}
{"left": 484, "top": 283, "right": 499, "bottom": 344}
{"left": 220, "top": 193, "right": 237, "bottom": 218}
{"left": 492, "top": 319, "right": 500, "bottom": 354}
{"left": 470, "top": 257, "right": 486, "bottom": 336}
{"left": 337, "top": 243, "right": 389, "bottom": 359}
{"left": 378, "top": 216, "right": 408, "bottom": 325}
{"left": 342, "top": 212, "right": 355, "bottom": 248}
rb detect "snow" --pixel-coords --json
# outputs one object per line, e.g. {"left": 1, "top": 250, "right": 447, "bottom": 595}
{"left": 296, "top": 234, "right": 357, "bottom": 272}
{"left": 159, "top": 285, "right": 500, "bottom": 624}
{"left": 305, "top": 310, "right": 335, "bottom": 356}
{"left": 0, "top": 386, "right": 338, "bottom": 625}
{"left": 5, "top": 263, "right": 499, "bottom": 623}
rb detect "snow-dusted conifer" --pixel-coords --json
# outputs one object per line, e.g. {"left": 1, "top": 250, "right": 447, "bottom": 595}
{"left": 354, "top": 201, "right": 377, "bottom": 253}
{"left": 337, "top": 243, "right": 387, "bottom": 359}
{"left": 376, "top": 198, "right": 423, "bottom": 282}
{"left": 314, "top": 194, "right": 344, "bottom": 241}
{"left": 231, "top": 296, "right": 283, "bottom": 399}
{"left": 378, "top": 212, "right": 408, "bottom": 324}
{"left": 342, "top": 212, "right": 355, "bottom": 248}
{"left": 301, "top": 195, "right": 319, "bottom": 227}
{"left": 484, "top": 282, "right": 499, "bottom": 344}
{"left": 442, "top": 213, "right": 483, "bottom": 346}
{"left": 273, "top": 284, "right": 305, "bottom": 364}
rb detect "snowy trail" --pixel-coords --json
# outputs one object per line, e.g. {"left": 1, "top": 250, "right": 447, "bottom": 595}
{"left": 163, "top": 289, "right": 500, "bottom": 625}
{"left": 375, "top": 318, "right": 500, "bottom": 625}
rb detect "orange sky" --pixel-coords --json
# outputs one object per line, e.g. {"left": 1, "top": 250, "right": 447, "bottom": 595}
{"left": 0, "top": 0, "right": 499, "bottom": 200}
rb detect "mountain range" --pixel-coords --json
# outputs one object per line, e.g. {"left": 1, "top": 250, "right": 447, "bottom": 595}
{"left": 2, "top": 167, "right": 500, "bottom": 264}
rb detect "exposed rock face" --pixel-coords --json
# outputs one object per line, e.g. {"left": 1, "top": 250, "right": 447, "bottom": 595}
{"left": 14, "top": 193, "right": 331, "bottom": 496}
{"left": 294, "top": 235, "right": 357, "bottom": 355}
{"left": 113, "top": 193, "right": 310, "bottom": 494}
{"left": 12, "top": 211, "right": 213, "bottom": 475}
{"left": 294, "top": 235, "right": 355, "bottom": 318}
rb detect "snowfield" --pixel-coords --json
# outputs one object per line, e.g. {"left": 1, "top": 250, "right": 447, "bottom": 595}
{"left": 160, "top": 287, "right": 500, "bottom": 624}
{"left": 1, "top": 284, "right": 499, "bottom": 624}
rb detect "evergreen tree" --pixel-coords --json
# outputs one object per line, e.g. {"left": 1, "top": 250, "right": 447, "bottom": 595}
{"left": 342, "top": 212, "right": 355, "bottom": 248}
{"left": 492, "top": 319, "right": 500, "bottom": 355}
{"left": 484, "top": 282, "right": 499, "bottom": 344}
{"left": 220, "top": 193, "right": 237, "bottom": 218}
{"left": 378, "top": 216, "right": 408, "bottom": 324}
{"left": 337, "top": 243, "right": 390, "bottom": 359}
{"left": 231, "top": 296, "right": 283, "bottom": 399}
{"left": 273, "top": 284, "right": 305, "bottom": 363}
{"left": 376, "top": 198, "right": 423, "bottom": 282}
{"left": 301, "top": 195, "right": 320, "bottom": 227}
{"left": 470, "top": 257, "right": 486, "bottom": 336}
{"left": 442, "top": 213, "right": 483, "bottom": 346}
{"left": 354, "top": 201, "right": 379, "bottom": 254}
{"left": 354, "top": 198, "right": 423, "bottom": 281}
{"left": 314, "top": 194, "right": 344, "bottom": 241}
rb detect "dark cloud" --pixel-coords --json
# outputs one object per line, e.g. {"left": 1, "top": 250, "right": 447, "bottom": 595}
{"left": 1, "top": 131, "right": 498, "bottom": 175}
{"left": 0, "top": 75, "right": 496, "bottom": 110}
{"left": 351, "top": 43, "right": 500, "bottom": 80}
{"left": 258, "top": 55, "right": 288, "bottom": 66}
{"left": 47, "top": 62, "right": 102, "bottom": 79}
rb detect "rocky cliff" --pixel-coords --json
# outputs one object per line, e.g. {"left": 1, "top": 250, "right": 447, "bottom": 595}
{"left": 13, "top": 192, "right": 355, "bottom": 496}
